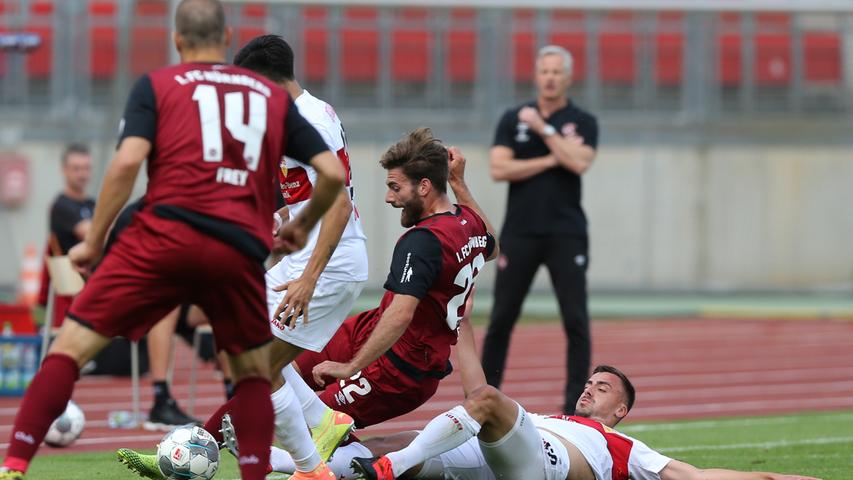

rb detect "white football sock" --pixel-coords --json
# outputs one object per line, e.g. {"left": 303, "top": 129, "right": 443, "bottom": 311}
{"left": 282, "top": 363, "right": 330, "bottom": 428}
{"left": 269, "top": 441, "right": 371, "bottom": 479}
{"left": 269, "top": 445, "right": 296, "bottom": 474}
{"left": 385, "top": 405, "right": 481, "bottom": 477}
{"left": 271, "top": 382, "right": 321, "bottom": 472}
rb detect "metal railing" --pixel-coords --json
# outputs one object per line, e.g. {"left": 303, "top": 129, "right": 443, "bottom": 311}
{"left": 1, "top": 1, "right": 851, "bottom": 142}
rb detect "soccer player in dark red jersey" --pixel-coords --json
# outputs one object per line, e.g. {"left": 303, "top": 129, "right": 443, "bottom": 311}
{"left": 288, "top": 129, "right": 500, "bottom": 429}
{"left": 0, "top": 1, "right": 343, "bottom": 479}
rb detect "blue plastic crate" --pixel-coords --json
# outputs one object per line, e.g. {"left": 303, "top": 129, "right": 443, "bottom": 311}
{"left": 0, "top": 335, "right": 42, "bottom": 396}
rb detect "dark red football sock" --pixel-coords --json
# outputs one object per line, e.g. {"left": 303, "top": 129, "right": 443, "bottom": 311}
{"left": 3, "top": 353, "right": 79, "bottom": 472}
{"left": 203, "top": 397, "right": 236, "bottom": 444}
{"left": 229, "top": 377, "right": 273, "bottom": 480}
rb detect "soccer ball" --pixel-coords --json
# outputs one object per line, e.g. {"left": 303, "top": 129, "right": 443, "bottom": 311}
{"left": 44, "top": 400, "right": 85, "bottom": 447}
{"left": 156, "top": 425, "right": 219, "bottom": 480}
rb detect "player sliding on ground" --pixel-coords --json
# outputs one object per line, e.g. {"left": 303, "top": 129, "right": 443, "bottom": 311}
{"left": 256, "top": 324, "right": 823, "bottom": 480}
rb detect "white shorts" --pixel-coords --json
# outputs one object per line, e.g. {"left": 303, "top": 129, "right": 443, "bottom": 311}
{"left": 265, "top": 261, "right": 364, "bottom": 352}
{"left": 436, "top": 436, "right": 495, "bottom": 480}
{"left": 477, "top": 404, "right": 569, "bottom": 480}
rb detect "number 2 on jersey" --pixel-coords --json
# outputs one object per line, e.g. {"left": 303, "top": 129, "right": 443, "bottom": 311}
{"left": 446, "top": 252, "right": 486, "bottom": 330}
{"left": 192, "top": 84, "right": 267, "bottom": 171}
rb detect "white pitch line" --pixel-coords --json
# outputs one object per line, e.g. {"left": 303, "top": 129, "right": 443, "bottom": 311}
{"left": 620, "top": 412, "right": 853, "bottom": 432}
{"left": 658, "top": 435, "right": 853, "bottom": 453}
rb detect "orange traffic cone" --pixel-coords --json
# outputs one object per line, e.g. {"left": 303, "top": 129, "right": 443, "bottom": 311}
{"left": 17, "top": 244, "right": 40, "bottom": 306}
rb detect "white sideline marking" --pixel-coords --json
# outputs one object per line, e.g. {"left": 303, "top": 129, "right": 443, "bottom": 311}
{"left": 621, "top": 412, "right": 853, "bottom": 433}
{"left": 658, "top": 435, "right": 853, "bottom": 453}
{"left": 0, "top": 433, "right": 164, "bottom": 450}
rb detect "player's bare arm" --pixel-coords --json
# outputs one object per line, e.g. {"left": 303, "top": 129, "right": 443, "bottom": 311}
{"left": 659, "top": 459, "right": 822, "bottom": 480}
{"left": 312, "top": 294, "right": 419, "bottom": 385}
{"left": 277, "top": 149, "right": 345, "bottom": 253}
{"left": 273, "top": 187, "right": 352, "bottom": 326}
{"left": 447, "top": 146, "right": 500, "bottom": 261}
{"left": 69, "top": 137, "right": 150, "bottom": 273}
{"left": 454, "top": 316, "right": 487, "bottom": 398}
{"left": 518, "top": 106, "right": 595, "bottom": 175}
{"left": 489, "top": 145, "right": 557, "bottom": 182}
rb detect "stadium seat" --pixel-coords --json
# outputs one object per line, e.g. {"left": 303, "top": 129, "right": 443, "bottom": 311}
{"left": 89, "top": 1, "right": 117, "bottom": 80}
{"left": 0, "top": 2, "right": 6, "bottom": 78}
{"left": 655, "top": 12, "right": 683, "bottom": 87}
{"left": 717, "top": 13, "right": 742, "bottom": 87}
{"left": 447, "top": 8, "right": 477, "bottom": 83}
{"left": 511, "top": 9, "right": 535, "bottom": 82}
{"left": 391, "top": 8, "right": 430, "bottom": 83}
{"left": 234, "top": 4, "right": 266, "bottom": 52}
{"left": 548, "top": 11, "right": 586, "bottom": 83}
{"left": 130, "top": 1, "right": 168, "bottom": 77}
{"left": 599, "top": 12, "right": 635, "bottom": 85}
{"left": 755, "top": 14, "right": 791, "bottom": 86}
{"left": 803, "top": 32, "right": 841, "bottom": 84}
{"left": 25, "top": 0, "right": 52, "bottom": 80}
{"left": 340, "top": 7, "right": 379, "bottom": 83}
{"left": 302, "top": 6, "right": 328, "bottom": 83}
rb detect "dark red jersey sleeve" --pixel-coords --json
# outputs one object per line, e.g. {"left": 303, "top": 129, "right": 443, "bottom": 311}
{"left": 119, "top": 74, "right": 157, "bottom": 145}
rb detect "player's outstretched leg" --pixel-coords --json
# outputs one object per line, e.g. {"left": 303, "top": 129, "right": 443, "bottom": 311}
{"left": 116, "top": 448, "right": 166, "bottom": 480}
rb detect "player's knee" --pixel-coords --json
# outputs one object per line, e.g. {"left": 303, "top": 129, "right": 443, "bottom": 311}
{"left": 228, "top": 345, "right": 272, "bottom": 381}
{"left": 464, "top": 385, "right": 504, "bottom": 418}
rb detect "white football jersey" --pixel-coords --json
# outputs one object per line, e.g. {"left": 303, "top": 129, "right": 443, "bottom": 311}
{"left": 530, "top": 415, "right": 672, "bottom": 480}
{"left": 279, "top": 90, "right": 368, "bottom": 282}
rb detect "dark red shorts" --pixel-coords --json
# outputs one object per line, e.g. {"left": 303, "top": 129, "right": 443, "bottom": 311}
{"left": 295, "top": 313, "right": 440, "bottom": 428}
{"left": 68, "top": 212, "right": 271, "bottom": 354}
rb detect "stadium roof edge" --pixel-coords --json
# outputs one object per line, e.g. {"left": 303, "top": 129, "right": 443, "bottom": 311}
{"left": 221, "top": 0, "right": 853, "bottom": 13}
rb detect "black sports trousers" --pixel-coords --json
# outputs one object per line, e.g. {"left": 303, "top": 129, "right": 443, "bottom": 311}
{"left": 481, "top": 234, "right": 590, "bottom": 414}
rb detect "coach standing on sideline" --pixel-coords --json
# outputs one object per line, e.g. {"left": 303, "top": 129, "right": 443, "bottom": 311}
{"left": 481, "top": 45, "right": 598, "bottom": 414}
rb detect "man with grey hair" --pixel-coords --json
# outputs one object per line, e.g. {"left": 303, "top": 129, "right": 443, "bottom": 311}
{"left": 482, "top": 44, "right": 599, "bottom": 414}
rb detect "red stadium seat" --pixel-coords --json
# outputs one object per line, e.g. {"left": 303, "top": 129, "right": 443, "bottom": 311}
{"left": 391, "top": 8, "right": 430, "bottom": 83}
{"left": 511, "top": 9, "right": 535, "bottom": 82}
{"left": 89, "top": 1, "right": 117, "bottom": 80}
{"left": 548, "top": 11, "right": 586, "bottom": 83}
{"left": 0, "top": 1, "right": 6, "bottom": 77}
{"left": 235, "top": 4, "right": 266, "bottom": 50}
{"left": 599, "top": 12, "right": 635, "bottom": 85}
{"left": 302, "top": 6, "right": 328, "bottom": 83}
{"left": 26, "top": 0, "right": 52, "bottom": 79}
{"left": 755, "top": 13, "right": 791, "bottom": 86}
{"left": 341, "top": 7, "right": 378, "bottom": 83}
{"left": 755, "top": 34, "right": 790, "bottom": 85}
{"left": 447, "top": 8, "right": 477, "bottom": 83}
{"left": 655, "top": 12, "right": 683, "bottom": 86}
{"left": 717, "top": 13, "right": 742, "bottom": 87}
{"left": 130, "top": 1, "right": 168, "bottom": 77}
{"left": 803, "top": 32, "right": 841, "bottom": 84}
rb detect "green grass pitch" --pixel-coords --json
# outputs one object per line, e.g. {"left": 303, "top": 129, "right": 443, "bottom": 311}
{"left": 25, "top": 410, "right": 851, "bottom": 479}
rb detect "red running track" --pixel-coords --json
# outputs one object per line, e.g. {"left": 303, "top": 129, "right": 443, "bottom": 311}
{"left": 2, "top": 317, "right": 853, "bottom": 456}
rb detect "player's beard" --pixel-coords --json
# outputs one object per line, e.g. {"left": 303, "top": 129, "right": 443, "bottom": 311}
{"left": 400, "top": 196, "right": 425, "bottom": 227}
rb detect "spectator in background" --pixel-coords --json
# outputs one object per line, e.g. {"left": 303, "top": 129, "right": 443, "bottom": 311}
{"left": 42, "top": 144, "right": 95, "bottom": 327}
{"left": 481, "top": 45, "right": 599, "bottom": 414}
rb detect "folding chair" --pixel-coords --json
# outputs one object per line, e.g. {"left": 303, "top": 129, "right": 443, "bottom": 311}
{"left": 42, "top": 255, "right": 143, "bottom": 424}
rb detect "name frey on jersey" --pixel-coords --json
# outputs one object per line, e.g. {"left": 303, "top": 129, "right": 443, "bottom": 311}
{"left": 173, "top": 69, "right": 272, "bottom": 98}
{"left": 216, "top": 166, "right": 248, "bottom": 186}
{"left": 456, "top": 235, "right": 488, "bottom": 263}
